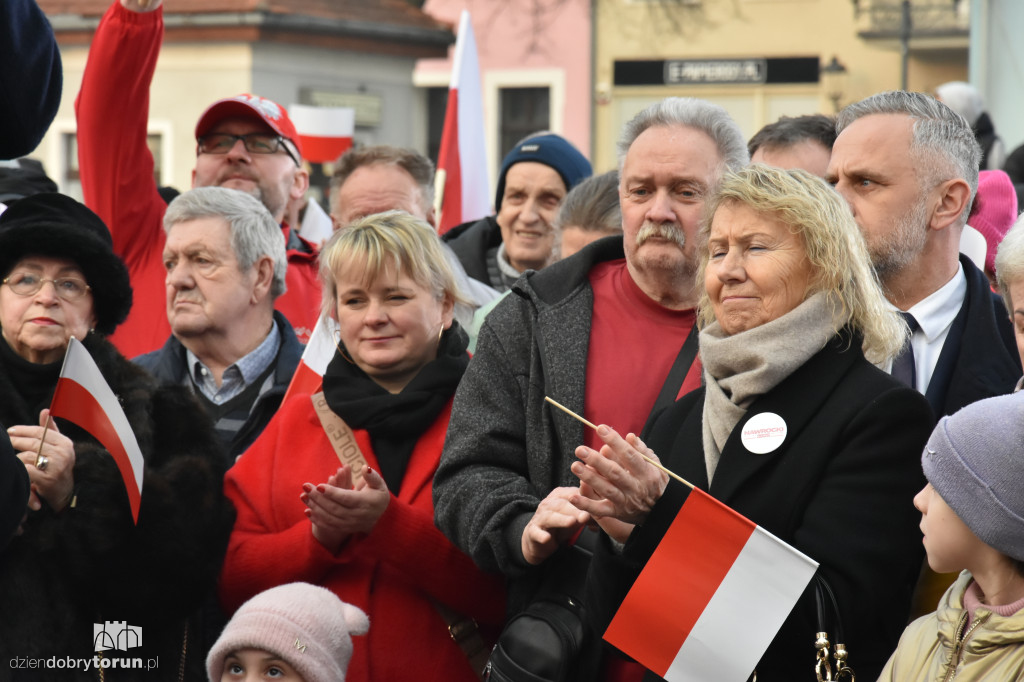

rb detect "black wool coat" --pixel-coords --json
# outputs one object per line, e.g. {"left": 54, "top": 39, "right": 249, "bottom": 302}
{"left": 587, "top": 331, "right": 934, "bottom": 682}
{"left": 0, "top": 334, "right": 233, "bottom": 682}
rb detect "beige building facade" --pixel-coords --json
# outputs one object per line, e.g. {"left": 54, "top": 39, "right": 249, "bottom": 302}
{"left": 592, "top": 0, "right": 970, "bottom": 170}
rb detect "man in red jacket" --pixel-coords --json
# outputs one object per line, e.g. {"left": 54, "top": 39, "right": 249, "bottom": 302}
{"left": 75, "top": 0, "right": 320, "bottom": 357}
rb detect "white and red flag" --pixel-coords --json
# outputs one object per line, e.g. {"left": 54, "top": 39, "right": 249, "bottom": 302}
{"left": 289, "top": 105, "right": 355, "bottom": 164}
{"left": 435, "top": 10, "right": 490, "bottom": 235}
{"left": 282, "top": 313, "right": 339, "bottom": 402}
{"left": 49, "top": 337, "right": 145, "bottom": 523}
{"left": 604, "top": 487, "right": 818, "bottom": 682}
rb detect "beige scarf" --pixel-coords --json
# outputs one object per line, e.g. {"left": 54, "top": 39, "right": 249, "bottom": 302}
{"left": 700, "top": 293, "right": 846, "bottom": 483}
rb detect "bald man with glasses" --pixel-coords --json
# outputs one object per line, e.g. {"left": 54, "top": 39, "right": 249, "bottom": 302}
{"left": 76, "top": 0, "right": 320, "bottom": 358}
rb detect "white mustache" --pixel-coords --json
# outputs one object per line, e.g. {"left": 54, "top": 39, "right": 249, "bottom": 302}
{"left": 636, "top": 221, "right": 686, "bottom": 248}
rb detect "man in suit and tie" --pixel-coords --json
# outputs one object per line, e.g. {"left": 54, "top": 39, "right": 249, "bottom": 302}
{"left": 826, "top": 90, "right": 1020, "bottom": 419}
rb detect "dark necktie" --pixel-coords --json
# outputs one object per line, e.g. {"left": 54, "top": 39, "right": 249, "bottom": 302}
{"left": 891, "top": 312, "right": 919, "bottom": 389}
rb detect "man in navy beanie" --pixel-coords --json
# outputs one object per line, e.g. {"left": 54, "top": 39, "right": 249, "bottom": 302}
{"left": 443, "top": 132, "right": 592, "bottom": 291}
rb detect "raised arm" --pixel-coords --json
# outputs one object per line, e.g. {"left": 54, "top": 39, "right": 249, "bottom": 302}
{"left": 75, "top": 0, "right": 166, "bottom": 263}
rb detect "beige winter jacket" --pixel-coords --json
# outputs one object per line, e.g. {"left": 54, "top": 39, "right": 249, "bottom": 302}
{"left": 878, "top": 571, "right": 1024, "bottom": 681}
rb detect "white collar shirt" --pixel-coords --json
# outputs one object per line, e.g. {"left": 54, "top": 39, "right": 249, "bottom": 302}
{"left": 886, "top": 262, "right": 967, "bottom": 395}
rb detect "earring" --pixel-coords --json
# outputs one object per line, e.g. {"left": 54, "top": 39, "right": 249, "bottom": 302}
{"left": 333, "top": 331, "right": 355, "bottom": 365}
{"left": 437, "top": 324, "right": 445, "bottom": 344}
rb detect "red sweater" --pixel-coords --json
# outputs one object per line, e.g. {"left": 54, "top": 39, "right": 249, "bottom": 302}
{"left": 222, "top": 394, "right": 506, "bottom": 682}
{"left": 75, "top": 2, "right": 321, "bottom": 357}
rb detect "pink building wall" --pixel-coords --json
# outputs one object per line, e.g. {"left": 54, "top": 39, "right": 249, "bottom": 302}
{"left": 416, "top": 0, "right": 593, "bottom": 162}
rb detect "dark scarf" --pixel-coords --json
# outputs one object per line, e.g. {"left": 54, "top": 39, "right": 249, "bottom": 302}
{"left": 322, "top": 322, "right": 470, "bottom": 490}
{"left": 0, "top": 335, "right": 61, "bottom": 422}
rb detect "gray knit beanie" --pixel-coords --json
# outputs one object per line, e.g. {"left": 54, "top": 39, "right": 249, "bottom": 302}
{"left": 922, "top": 391, "right": 1024, "bottom": 562}
{"left": 207, "top": 583, "right": 369, "bottom": 682}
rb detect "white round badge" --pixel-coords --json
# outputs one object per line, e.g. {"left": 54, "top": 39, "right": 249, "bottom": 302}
{"left": 740, "top": 412, "right": 787, "bottom": 454}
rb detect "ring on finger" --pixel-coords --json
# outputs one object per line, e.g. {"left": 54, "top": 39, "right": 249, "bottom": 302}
{"left": 35, "top": 455, "right": 49, "bottom": 472}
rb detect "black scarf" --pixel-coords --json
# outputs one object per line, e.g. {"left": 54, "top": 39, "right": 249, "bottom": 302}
{"left": 0, "top": 336, "right": 61, "bottom": 422}
{"left": 322, "top": 322, "right": 470, "bottom": 490}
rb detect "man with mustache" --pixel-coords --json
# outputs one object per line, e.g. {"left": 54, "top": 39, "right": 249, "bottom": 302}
{"left": 135, "top": 187, "right": 302, "bottom": 462}
{"left": 434, "top": 98, "right": 748, "bottom": 680}
{"left": 443, "top": 132, "right": 592, "bottom": 291}
{"left": 75, "top": 0, "right": 319, "bottom": 358}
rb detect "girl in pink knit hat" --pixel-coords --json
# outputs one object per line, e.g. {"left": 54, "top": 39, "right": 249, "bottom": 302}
{"left": 207, "top": 582, "right": 369, "bottom": 682}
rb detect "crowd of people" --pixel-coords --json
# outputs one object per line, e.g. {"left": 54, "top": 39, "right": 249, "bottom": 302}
{"left": 3, "top": 0, "right": 1024, "bottom": 681}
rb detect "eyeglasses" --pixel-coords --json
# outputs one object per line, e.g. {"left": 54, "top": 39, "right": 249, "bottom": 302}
{"left": 2, "top": 272, "right": 92, "bottom": 301}
{"left": 196, "top": 133, "right": 300, "bottom": 166}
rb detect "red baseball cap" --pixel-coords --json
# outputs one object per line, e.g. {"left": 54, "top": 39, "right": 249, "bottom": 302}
{"left": 194, "top": 94, "right": 304, "bottom": 159}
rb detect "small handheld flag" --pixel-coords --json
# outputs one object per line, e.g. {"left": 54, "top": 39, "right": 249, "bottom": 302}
{"left": 49, "top": 337, "right": 145, "bottom": 522}
{"left": 282, "top": 314, "right": 340, "bottom": 403}
{"left": 605, "top": 487, "right": 818, "bottom": 682}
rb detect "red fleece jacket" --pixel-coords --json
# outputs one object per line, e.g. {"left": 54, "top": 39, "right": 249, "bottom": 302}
{"left": 222, "top": 395, "right": 506, "bottom": 682}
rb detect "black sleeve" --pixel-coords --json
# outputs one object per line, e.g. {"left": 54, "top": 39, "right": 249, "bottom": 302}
{"left": 0, "top": 429, "right": 29, "bottom": 551}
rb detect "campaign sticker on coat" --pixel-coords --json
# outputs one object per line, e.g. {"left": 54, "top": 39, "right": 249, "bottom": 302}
{"left": 741, "top": 412, "right": 787, "bottom": 454}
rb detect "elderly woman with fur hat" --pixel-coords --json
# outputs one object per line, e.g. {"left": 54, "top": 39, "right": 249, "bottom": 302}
{"left": 0, "top": 193, "right": 233, "bottom": 680}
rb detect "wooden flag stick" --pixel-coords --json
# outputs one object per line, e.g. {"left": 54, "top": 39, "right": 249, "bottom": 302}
{"left": 35, "top": 417, "right": 51, "bottom": 461}
{"left": 544, "top": 396, "right": 694, "bottom": 490}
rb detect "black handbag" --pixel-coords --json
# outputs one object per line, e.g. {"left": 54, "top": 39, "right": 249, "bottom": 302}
{"left": 812, "top": 573, "right": 855, "bottom": 682}
{"left": 483, "top": 530, "right": 599, "bottom": 682}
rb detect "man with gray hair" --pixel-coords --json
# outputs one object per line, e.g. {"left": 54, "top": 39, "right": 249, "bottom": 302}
{"left": 826, "top": 90, "right": 1019, "bottom": 419}
{"left": 434, "top": 97, "right": 747, "bottom": 680}
{"left": 135, "top": 187, "right": 303, "bottom": 462}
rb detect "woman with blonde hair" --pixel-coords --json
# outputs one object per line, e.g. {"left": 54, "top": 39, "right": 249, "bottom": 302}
{"left": 221, "top": 211, "right": 505, "bottom": 682}
{"left": 571, "top": 165, "right": 934, "bottom": 681}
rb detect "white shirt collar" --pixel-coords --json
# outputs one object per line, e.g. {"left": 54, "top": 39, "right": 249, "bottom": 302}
{"left": 903, "top": 262, "right": 967, "bottom": 341}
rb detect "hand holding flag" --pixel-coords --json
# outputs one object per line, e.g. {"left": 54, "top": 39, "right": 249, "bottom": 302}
{"left": 547, "top": 396, "right": 819, "bottom": 682}
{"left": 9, "top": 408, "right": 76, "bottom": 513}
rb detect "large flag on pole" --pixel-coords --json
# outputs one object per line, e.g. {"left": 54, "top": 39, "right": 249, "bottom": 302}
{"left": 435, "top": 10, "right": 490, "bottom": 235}
{"left": 282, "top": 313, "right": 339, "bottom": 403}
{"left": 49, "top": 337, "right": 145, "bottom": 523}
{"left": 604, "top": 487, "right": 818, "bottom": 682}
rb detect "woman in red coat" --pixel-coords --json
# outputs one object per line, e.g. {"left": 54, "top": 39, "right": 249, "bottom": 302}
{"left": 220, "top": 210, "right": 505, "bottom": 682}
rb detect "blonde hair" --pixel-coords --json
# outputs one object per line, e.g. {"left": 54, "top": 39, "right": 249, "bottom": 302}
{"left": 996, "top": 214, "right": 1024, "bottom": 314}
{"left": 318, "top": 210, "right": 466, "bottom": 319}
{"left": 697, "top": 165, "right": 906, "bottom": 363}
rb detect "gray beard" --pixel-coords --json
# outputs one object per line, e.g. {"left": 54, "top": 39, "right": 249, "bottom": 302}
{"left": 870, "top": 198, "right": 929, "bottom": 282}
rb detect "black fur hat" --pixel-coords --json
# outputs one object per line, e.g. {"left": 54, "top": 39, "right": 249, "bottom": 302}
{"left": 0, "top": 193, "right": 131, "bottom": 335}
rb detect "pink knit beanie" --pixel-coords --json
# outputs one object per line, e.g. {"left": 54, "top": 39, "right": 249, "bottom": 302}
{"left": 207, "top": 583, "right": 369, "bottom": 682}
{"left": 970, "top": 169, "right": 1019, "bottom": 274}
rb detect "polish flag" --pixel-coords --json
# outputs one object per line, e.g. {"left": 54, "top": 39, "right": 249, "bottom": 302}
{"left": 289, "top": 105, "right": 355, "bottom": 164}
{"left": 605, "top": 487, "right": 818, "bottom": 682}
{"left": 49, "top": 337, "right": 145, "bottom": 523}
{"left": 282, "top": 314, "right": 339, "bottom": 403}
{"left": 435, "top": 10, "right": 490, "bottom": 235}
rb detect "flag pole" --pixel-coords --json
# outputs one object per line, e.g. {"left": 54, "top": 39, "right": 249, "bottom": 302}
{"left": 544, "top": 396, "right": 694, "bottom": 490}
{"left": 433, "top": 168, "right": 447, "bottom": 231}
{"left": 37, "top": 336, "right": 77, "bottom": 460}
